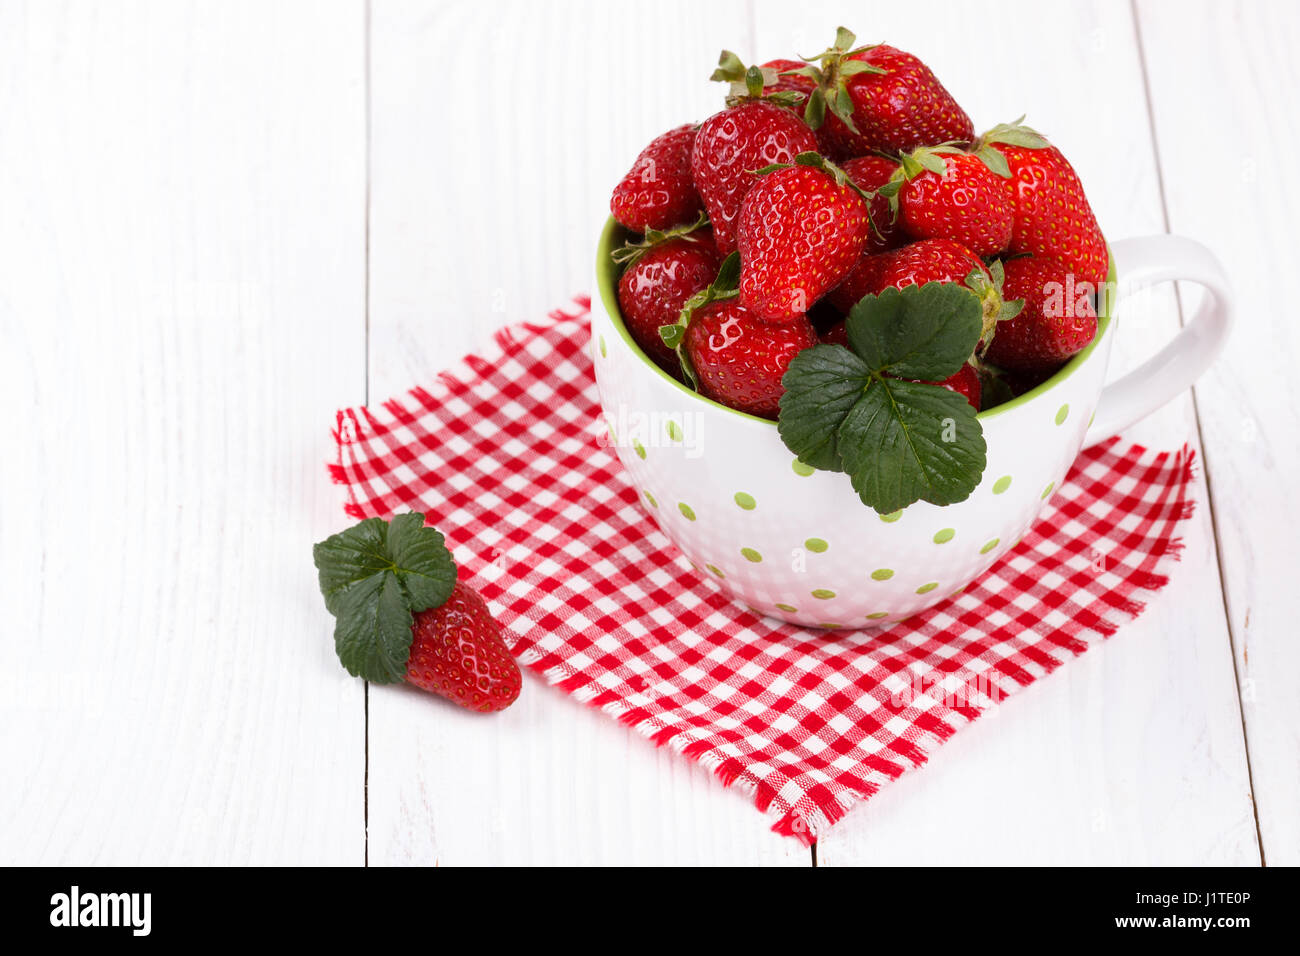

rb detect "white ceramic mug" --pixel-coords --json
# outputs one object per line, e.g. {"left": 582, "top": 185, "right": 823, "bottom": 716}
{"left": 592, "top": 222, "right": 1232, "bottom": 627}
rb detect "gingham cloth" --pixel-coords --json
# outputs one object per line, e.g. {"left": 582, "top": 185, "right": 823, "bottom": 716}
{"left": 329, "top": 297, "right": 1197, "bottom": 843}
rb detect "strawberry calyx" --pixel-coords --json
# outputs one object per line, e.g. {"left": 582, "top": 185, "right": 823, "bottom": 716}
{"left": 610, "top": 211, "right": 711, "bottom": 268}
{"left": 793, "top": 26, "right": 886, "bottom": 132}
{"left": 754, "top": 151, "right": 873, "bottom": 201}
{"left": 312, "top": 512, "right": 458, "bottom": 685}
{"left": 753, "top": 151, "right": 894, "bottom": 242}
{"left": 711, "top": 50, "right": 806, "bottom": 109}
{"left": 874, "top": 141, "right": 967, "bottom": 219}
{"left": 973, "top": 116, "right": 1049, "bottom": 176}
{"left": 965, "top": 259, "right": 1025, "bottom": 352}
{"left": 660, "top": 251, "right": 741, "bottom": 388}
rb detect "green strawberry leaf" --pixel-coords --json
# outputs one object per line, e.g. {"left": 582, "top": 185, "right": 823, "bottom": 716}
{"left": 837, "top": 378, "right": 986, "bottom": 514}
{"left": 710, "top": 49, "right": 746, "bottom": 83}
{"left": 610, "top": 210, "right": 710, "bottom": 266}
{"left": 979, "top": 116, "right": 1050, "bottom": 150}
{"left": 804, "top": 87, "right": 827, "bottom": 129}
{"left": 777, "top": 282, "right": 988, "bottom": 512}
{"left": 312, "top": 513, "right": 457, "bottom": 683}
{"left": 330, "top": 568, "right": 416, "bottom": 684}
{"left": 777, "top": 344, "right": 873, "bottom": 472}
{"left": 845, "top": 283, "right": 983, "bottom": 381}
{"left": 975, "top": 143, "right": 1012, "bottom": 178}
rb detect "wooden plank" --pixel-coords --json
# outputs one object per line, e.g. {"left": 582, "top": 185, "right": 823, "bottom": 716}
{"left": 365, "top": 0, "right": 807, "bottom": 864}
{"left": 1135, "top": 0, "right": 1299, "bottom": 865}
{"left": 0, "top": 0, "right": 368, "bottom": 864}
{"left": 748, "top": 0, "right": 1258, "bottom": 864}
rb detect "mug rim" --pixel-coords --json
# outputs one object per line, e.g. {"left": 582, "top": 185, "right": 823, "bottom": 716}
{"left": 595, "top": 215, "right": 1117, "bottom": 425}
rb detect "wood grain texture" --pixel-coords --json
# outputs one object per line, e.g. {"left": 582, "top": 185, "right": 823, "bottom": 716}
{"left": 750, "top": 0, "right": 1259, "bottom": 865}
{"left": 366, "top": 0, "right": 807, "bottom": 865}
{"left": 1136, "top": 0, "right": 1300, "bottom": 865}
{"left": 0, "top": 0, "right": 1281, "bottom": 866}
{"left": 0, "top": 0, "right": 367, "bottom": 864}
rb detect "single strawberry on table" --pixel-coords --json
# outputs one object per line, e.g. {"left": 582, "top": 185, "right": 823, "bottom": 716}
{"left": 406, "top": 580, "right": 521, "bottom": 712}
{"left": 736, "top": 154, "right": 871, "bottom": 323}
{"left": 983, "top": 254, "right": 1098, "bottom": 372}
{"left": 610, "top": 123, "right": 704, "bottom": 233}
{"left": 975, "top": 119, "right": 1109, "bottom": 288}
{"left": 614, "top": 220, "right": 720, "bottom": 376}
{"left": 792, "top": 28, "right": 973, "bottom": 157}
{"left": 313, "top": 512, "right": 521, "bottom": 713}
{"left": 691, "top": 63, "right": 818, "bottom": 255}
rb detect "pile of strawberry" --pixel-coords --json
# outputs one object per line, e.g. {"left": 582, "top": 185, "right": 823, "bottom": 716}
{"left": 610, "top": 29, "right": 1106, "bottom": 421}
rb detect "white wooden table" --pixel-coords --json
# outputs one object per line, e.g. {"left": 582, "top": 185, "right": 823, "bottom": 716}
{"left": 1, "top": 0, "right": 1293, "bottom": 866}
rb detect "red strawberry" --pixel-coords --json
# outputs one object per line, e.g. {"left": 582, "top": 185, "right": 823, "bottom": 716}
{"left": 895, "top": 148, "right": 1014, "bottom": 257}
{"left": 761, "top": 58, "right": 816, "bottom": 103}
{"left": 405, "top": 581, "right": 522, "bottom": 713}
{"left": 610, "top": 124, "right": 703, "bottom": 233}
{"left": 799, "top": 32, "right": 973, "bottom": 157}
{"left": 828, "top": 238, "right": 983, "bottom": 312}
{"left": 826, "top": 254, "right": 888, "bottom": 314}
{"left": 737, "top": 162, "right": 871, "bottom": 323}
{"left": 818, "top": 319, "right": 981, "bottom": 410}
{"left": 841, "top": 155, "right": 904, "bottom": 253}
{"left": 684, "top": 301, "right": 818, "bottom": 418}
{"left": 979, "top": 123, "right": 1108, "bottom": 287}
{"left": 616, "top": 231, "right": 720, "bottom": 375}
{"left": 984, "top": 255, "right": 1097, "bottom": 372}
{"left": 828, "top": 238, "right": 1020, "bottom": 351}
{"left": 819, "top": 319, "right": 849, "bottom": 347}
{"left": 691, "top": 101, "right": 818, "bottom": 255}
{"left": 928, "top": 363, "right": 982, "bottom": 410}
{"left": 758, "top": 59, "right": 848, "bottom": 158}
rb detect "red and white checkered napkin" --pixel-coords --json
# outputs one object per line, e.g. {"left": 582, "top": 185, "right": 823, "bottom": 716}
{"left": 330, "top": 297, "right": 1198, "bottom": 843}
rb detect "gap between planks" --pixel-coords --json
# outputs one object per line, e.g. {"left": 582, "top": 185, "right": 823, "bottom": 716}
{"left": 1128, "top": 0, "right": 1264, "bottom": 866}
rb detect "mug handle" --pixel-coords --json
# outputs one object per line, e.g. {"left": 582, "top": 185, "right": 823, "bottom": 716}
{"left": 1083, "top": 235, "right": 1234, "bottom": 448}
